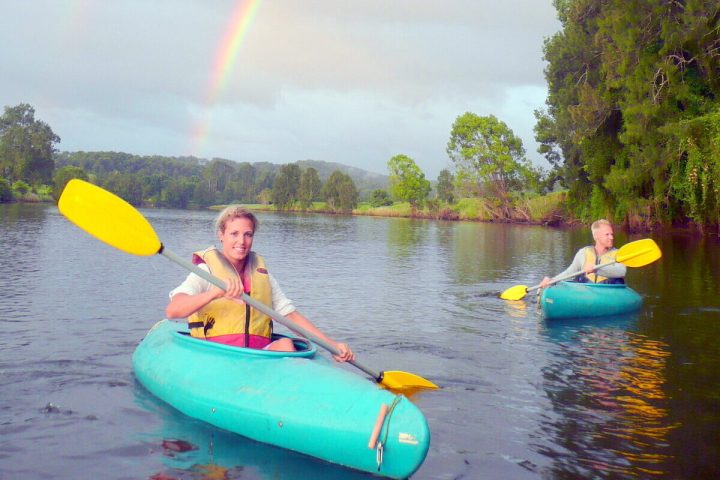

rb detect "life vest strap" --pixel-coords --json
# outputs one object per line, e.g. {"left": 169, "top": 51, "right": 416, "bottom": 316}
{"left": 187, "top": 319, "right": 215, "bottom": 337}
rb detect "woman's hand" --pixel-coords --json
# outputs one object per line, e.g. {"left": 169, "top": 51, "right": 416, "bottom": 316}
{"left": 332, "top": 342, "right": 355, "bottom": 363}
{"left": 213, "top": 277, "right": 245, "bottom": 305}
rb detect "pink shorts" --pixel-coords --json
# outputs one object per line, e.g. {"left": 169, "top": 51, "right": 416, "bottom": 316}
{"left": 206, "top": 334, "right": 272, "bottom": 349}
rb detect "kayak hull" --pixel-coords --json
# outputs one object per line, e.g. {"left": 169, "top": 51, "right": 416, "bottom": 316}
{"left": 132, "top": 320, "right": 430, "bottom": 478}
{"left": 540, "top": 282, "right": 642, "bottom": 320}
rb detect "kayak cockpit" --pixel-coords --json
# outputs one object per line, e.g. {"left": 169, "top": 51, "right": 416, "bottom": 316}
{"left": 172, "top": 329, "right": 318, "bottom": 358}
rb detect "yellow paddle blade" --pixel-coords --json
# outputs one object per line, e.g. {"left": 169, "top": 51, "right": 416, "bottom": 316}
{"left": 58, "top": 179, "right": 162, "bottom": 256}
{"left": 380, "top": 371, "right": 439, "bottom": 392}
{"left": 499, "top": 284, "right": 530, "bottom": 301}
{"left": 616, "top": 238, "right": 662, "bottom": 267}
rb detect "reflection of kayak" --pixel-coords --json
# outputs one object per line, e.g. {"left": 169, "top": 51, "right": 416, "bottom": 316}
{"left": 133, "top": 380, "right": 375, "bottom": 480}
{"left": 542, "top": 313, "right": 639, "bottom": 344}
{"left": 540, "top": 281, "right": 643, "bottom": 320}
{"left": 132, "top": 320, "right": 430, "bottom": 479}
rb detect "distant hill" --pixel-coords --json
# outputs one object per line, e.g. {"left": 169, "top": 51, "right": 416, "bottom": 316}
{"left": 295, "top": 159, "right": 389, "bottom": 193}
{"left": 202, "top": 157, "right": 390, "bottom": 195}
{"left": 55, "top": 151, "right": 390, "bottom": 198}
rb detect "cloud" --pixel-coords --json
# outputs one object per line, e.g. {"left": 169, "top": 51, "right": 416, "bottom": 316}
{"left": 0, "top": 0, "right": 561, "bottom": 178}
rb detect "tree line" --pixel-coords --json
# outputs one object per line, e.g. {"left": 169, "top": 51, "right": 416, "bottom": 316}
{"left": 3, "top": 0, "right": 719, "bottom": 233}
{"left": 537, "top": 0, "right": 720, "bottom": 229}
{"left": 0, "top": 103, "right": 544, "bottom": 217}
{"left": 0, "top": 104, "right": 364, "bottom": 212}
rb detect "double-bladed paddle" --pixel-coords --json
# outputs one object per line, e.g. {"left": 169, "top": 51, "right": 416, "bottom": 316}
{"left": 58, "top": 179, "right": 438, "bottom": 392}
{"left": 499, "top": 238, "right": 662, "bottom": 301}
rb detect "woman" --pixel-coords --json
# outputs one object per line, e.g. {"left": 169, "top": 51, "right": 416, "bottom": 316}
{"left": 165, "top": 206, "right": 354, "bottom": 362}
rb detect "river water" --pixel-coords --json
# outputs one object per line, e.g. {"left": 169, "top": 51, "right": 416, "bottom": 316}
{"left": 1, "top": 203, "right": 718, "bottom": 479}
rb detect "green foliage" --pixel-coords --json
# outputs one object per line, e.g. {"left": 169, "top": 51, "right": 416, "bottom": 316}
{"left": 51, "top": 149, "right": 388, "bottom": 211}
{"left": 452, "top": 198, "right": 492, "bottom": 221}
{"left": 298, "top": 167, "right": 322, "bottom": 210}
{"left": 193, "top": 181, "right": 214, "bottom": 207}
{"left": 0, "top": 104, "right": 60, "bottom": 186}
{"left": 667, "top": 109, "right": 720, "bottom": 226}
{"left": 165, "top": 177, "right": 196, "bottom": 209}
{"left": 322, "top": 170, "right": 358, "bottom": 213}
{"left": 257, "top": 188, "right": 272, "bottom": 205}
{"left": 436, "top": 169, "right": 455, "bottom": 204}
{"left": 522, "top": 191, "right": 568, "bottom": 223}
{"left": 12, "top": 180, "right": 30, "bottom": 196}
{"left": 35, "top": 185, "right": 53, "bottom": 198}
{"left": 53, "top": 166, "right": 88, "bottom": 199}
{"left": 102, "top": 171, "right": 145, "bottom": 206}
{"left": 365, "top": 201, "right": 413, "bottom": 217}
{"left": 369, "top": 189, "right": 393, "bottom": 207}
{"left": 271, "top": 163, "right": 302, "bottom": 210}
{"left": 0, "top": 177, "right": 11, "bottom": 202}
{"left": 296, "top": 160, "right": 388, "bottom": 196}
{"left": 447, "top": 112, "right": 537, "bottom": 216}
{"left": 203, "top": 159, "right": 235, "bottom": 196}
{"left": 387, "top": 154, "right": 431, "bottom": 207}
{"left": 541, "top": 0, "right": 720, "bottom": 227}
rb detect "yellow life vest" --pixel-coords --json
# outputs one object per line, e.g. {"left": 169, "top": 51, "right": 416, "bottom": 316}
{"left": 582, "top": 246, "right": 618, "bottom": 283}
{"left": 188, "top": 248, "right": 273, "bottom": 341}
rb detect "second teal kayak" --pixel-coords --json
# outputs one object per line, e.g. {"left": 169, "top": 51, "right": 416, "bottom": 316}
{"left": 132, "top": 320, "right": 430, "bottom": 478}
{"left": 541, "top": 281, "right": 643, "bottom": 320}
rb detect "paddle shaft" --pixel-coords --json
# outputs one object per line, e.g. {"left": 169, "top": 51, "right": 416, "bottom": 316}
{"left": 160, "top": 247, "right": 384, "bottom": 382}
{"left": 525, "top": 258, "right": 620, "bottom": 294}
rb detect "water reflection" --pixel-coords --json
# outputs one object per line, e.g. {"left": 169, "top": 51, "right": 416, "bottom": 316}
{"left": 4, "top": 204, "right": 720, "bottom": 479}
{"left": 539, "top": 315, "right": 676, "bottom": 478}
{"left": 386, "top": 217, "right": 430, "bottom": 256}
{"left": 134, "top": 382, "right": 374, "bottom": 480}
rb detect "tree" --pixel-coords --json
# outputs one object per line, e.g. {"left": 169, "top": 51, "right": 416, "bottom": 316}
{"left": 53, "top": 166, "right": 88, "bottom": 199}
{"left": 322, "top": 170, "right": 358, "bottom": 213}
{"left": 271, "top": 163, "right": 302, "bottom": 210}
{"left": 193, "top": 180, "right": 214, "bottom": 207}
{"left": 666, "top": 108, "right": 720, "bottom": 227}
{"left": 102, "top": 172, "right": 144, "bottom": 206}
{"left": 0, "top": 103, "right": 60, "bottom": 185}
{"left": 203, "top": 159, "right": 235, "bottom": 199}
{"left": 257, "top": 188, "right": 272, "bottom": 205}
{"left": 447, "top": 112, "right": 535, "bottom": 211}
{"left": 540, "top": 0, "right": 720, "bottom": 226}
{"left": 386, "top": 154, "right": 431, "bottom": 208}
{"left": 0, "top": 177, "right": 11, "bottom": 202}
{"left": 11, "top": 180, "right": 30, "bottom": 197}
{"left": 230, "top": 162, "right": 258, "bottom": 203}
{"left": 165, "top": 177, "right": 196, "bottom": 209}
{"left": 143, "top": 173, "right": 169, "bottom": 205}
{"left": 298, "top": 167, "right": 322, "bottom": 209}
{"left": 436, "top": 169, "right": 455, "bottom": 204}
{"left": 370, "top": 189, "right": 393, "bottom": 207}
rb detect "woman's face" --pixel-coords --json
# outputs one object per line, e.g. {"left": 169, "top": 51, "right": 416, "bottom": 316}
{"left": 218, "top": 217, "right": 254, "bottom": 265}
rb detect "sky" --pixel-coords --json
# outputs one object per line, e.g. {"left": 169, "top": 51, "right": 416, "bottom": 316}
{"left": 1, "top": 0, "right": 561, "bottom": 179}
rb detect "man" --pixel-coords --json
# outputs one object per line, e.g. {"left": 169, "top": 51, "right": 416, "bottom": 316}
{"left": 540, "top": 219, "right": 626, "bottom": 288}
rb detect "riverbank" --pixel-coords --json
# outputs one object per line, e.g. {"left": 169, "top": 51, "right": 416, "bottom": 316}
{"left": 217, "top": 191, "right": 580, "bottom": 228}
{"left": 228, "top": 193, "right": 718, "bottom": 235}
{"left": 8, "top": 190, "right": 712, "bottom": 234}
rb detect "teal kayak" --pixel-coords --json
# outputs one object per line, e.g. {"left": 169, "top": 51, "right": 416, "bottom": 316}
{"left": 540, "top": 281, "right": 642, "bottom": 320}
{"left": 132, "top": 320, "right": 430, "bottom": 478}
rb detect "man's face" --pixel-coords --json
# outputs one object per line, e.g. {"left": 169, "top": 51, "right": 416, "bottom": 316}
{"left": 594, "top": 224, "right": 614, "bottom": 251}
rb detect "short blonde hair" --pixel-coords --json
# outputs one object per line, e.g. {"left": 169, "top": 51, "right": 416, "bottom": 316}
{"left": 591, "top": 219, "right": 612, "bottom": 235}
{"left": 214, "top": 205, "right": 258, "bottom": 234}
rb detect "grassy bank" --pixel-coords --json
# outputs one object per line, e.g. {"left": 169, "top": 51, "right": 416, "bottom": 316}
{"left": 223, "top": 191, "right": 576, "bottom": 226}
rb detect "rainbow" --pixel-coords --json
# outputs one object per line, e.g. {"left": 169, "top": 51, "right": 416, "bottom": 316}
{"left": 191, "top": 0, "right": 261, "bottom": 157}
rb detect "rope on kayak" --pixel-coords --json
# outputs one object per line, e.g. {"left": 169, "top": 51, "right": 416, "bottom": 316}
{"left": 375, "top": 395, "right": 403, "bottom": 473}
